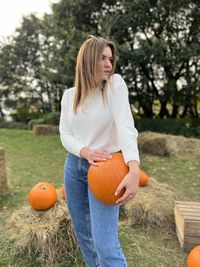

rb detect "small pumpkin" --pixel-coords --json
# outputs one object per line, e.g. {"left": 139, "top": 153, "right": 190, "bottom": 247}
{"left": 60, "top": 184, "right": 66, "bottom": 200}
{"left": 88, "top": 153, "right": 128, "bottom": 205}
{"left": 28, "top": 182, "right": 57, "bottom": 211}
{"left": 139, "top": 170, "right": 149, "bottom": 186}
{"left": 188, "top": 245, "right": 200, "bottom": 267}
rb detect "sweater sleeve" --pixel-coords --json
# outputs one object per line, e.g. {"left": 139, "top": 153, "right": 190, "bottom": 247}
{"left": 109, "top": 74, "right": 140, "bottom": 164}
{"left": 59, "top": 90, "right": 86, "bottom": 157}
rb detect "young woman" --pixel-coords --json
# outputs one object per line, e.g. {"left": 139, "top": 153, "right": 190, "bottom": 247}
{"left": 59, "top": 35, "right": 140, "bottom": 267}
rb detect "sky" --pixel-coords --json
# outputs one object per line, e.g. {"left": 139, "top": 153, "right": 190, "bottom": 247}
{"left": 0, "top": 0, "right": 59, "bottom": 41}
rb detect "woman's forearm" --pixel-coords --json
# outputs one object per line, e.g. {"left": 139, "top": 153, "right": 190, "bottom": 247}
{"left": 127, "top": 160, "right": 140, "bottom": 176}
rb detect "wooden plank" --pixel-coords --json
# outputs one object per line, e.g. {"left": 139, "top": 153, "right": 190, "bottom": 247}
{"left": 178, "top": 208, "right": 200, "bottom": 213}
{"left": 185, "top": 220, "right": 200, "bottom": 229}
{"left": 184, "top": 228, "right": 200, "bottom": 235}
{"left": 183, "top": 243, "right": 200, "bottom": 252}
{"left": 182, "top": 215, "right": 200, "bottom": 221}
{"left": 174, "top": 207, "right": 185, "bottom": 243}
{"left": 176, "top": 226, "right": 184, "bottom": 248}
{"left": 174, "top": 206, "right": 184, "bottom": 232}
{"left": 177, "top": 205, "right": 200, "bottom": 210}
{"left": 176, "top": 222, "right": 184, "bottom": 241}
{"left": 175, "top": 201, "right": 200, "bottom": 206}
{"left": 174, "top": 201, "right": 200, "bottom": 252}
{"left": 180, "top": 209, "right": 200, "bottom": 214}
{"left": 174, "top": 205, "right": 185, "bottom": 224}
{"left": 181, "top": 213, "right": 200, "bottom": 220}
{"left": 178, "top": 207, "right": 200, "bottom": 214}
{"left": 184, "top": 235, "right": 200, "bottom": 243}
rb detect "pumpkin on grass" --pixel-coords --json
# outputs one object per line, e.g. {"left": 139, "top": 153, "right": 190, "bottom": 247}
{"left": 28, "top": 182, "right": 57, "bottom": 211}
{"left": 60, "top": 184, "right": 66, "bottom": 200}
{"left": 188, "top": 245, "right": 200, "bottom": 267}
{"left": 139, "top": 170, "right": 149, "bottom": 186}
{"left": 88, "top": 153, "right": 129, "bottom": 205}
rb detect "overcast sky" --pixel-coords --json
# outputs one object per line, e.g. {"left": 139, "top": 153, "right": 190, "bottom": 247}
{"left": 0, "top": 0, "right": 59, "bottom": 40}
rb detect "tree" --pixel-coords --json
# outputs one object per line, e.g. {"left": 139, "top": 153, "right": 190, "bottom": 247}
{"left": 0, "top": 0, "right": 199, "bottom": 119}
{"left": 116, "top": 0, "right": 200, "bottom": 117}
{"left": 0, "top": 14, "right": 67, "bottom": 116}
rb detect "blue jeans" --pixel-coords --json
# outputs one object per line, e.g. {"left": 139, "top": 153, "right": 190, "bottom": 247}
{"left": 64, "top": 152, "right": 128, "bottom": 267}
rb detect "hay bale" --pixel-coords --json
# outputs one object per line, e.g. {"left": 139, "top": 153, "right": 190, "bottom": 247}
{"left": 120, "top": 178, "right": 175, "bottom": 233}
{"left": 0, "top": 147, "right": 12, "bottom": 196}
{"left": 7, "top": 200, "right": 77, "bottom": 266}
{"left": 33, "top": 124, "right": 59, "bottom": 135}
{"left": 138, "top": 131, "right": 200, "bottom": 157}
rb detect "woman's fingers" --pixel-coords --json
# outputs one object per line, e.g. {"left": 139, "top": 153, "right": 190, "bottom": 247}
{"left": 115, "top": 190, "right": 129, "bottom": 205}
{"left": 88, "top": 150, "right": 112, "bottom": 163}
{"left": 116, "top": 193, "right": 135, "bottom": 205}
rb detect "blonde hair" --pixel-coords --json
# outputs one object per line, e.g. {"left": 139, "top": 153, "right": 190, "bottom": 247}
{"left": 73, "top": 36, "right": 118, "bottom": 113}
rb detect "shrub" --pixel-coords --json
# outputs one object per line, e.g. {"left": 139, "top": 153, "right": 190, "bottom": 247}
{"left": 28, "top": 112, "right": 60, "bottom": 130}
{"left": 135, "top": 118, "right": 200, "bottom": 139}
{"left": 10, "top": 105, "right": 42, "bottom": 124}
{"left": 27, "top": 118, "right": 45, "bottom": 130}
{"left": 43, "top": 112, "right": 60, "bottom": 125}
{"left": 0, "top": 121, "right": 27, "bottom": 129}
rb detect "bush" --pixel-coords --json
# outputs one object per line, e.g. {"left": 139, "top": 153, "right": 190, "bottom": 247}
{"left": 10, "top": 105, "right": 42, "bottom": 124}
{"left": 27, "top": 118, "right": 45, "bottom": 130}
{"left": 43, "top": 112, "right": 60, "bottom": 125}
{"left": 0, "top": 121, "right": 27, "bottom": 130}
{"left": 135, "top": 118, "right": 200, "bottom": 139}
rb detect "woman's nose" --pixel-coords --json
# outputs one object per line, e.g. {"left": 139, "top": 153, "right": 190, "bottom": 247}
{"left": 104, "top": 59, "right": 112, "bottom": 67}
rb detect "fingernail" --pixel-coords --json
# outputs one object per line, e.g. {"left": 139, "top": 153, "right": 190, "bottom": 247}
{"left": 114, "top": 192, "right": 117, "bottom": 196}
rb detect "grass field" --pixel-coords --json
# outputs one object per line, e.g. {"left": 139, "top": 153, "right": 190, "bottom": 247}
{"left": 0, "top": 128, "right": 200, "bottom": 267}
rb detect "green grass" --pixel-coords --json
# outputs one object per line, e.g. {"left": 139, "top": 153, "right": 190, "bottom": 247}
{"left": 1, "top": 129, "right": 200, "bottom": 267}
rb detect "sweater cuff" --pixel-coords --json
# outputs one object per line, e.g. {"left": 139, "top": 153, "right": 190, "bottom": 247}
{"left": 122, "top": 149, "right": 140, "bottom": 165}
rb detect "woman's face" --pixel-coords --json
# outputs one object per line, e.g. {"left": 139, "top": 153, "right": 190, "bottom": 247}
{"left": 99, "top": 46, "right": 113, "bottom": 81}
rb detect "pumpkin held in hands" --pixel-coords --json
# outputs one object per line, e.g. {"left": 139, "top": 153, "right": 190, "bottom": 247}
{"left": 88, "top": 153, "right": 129, "bottom": 205}
{"left": 139, "top": 170, "right": 149, "bottom": 186}
{"left": 28, "top": 182, "right": 57, "bottom": 211}
{"left": 188, "top": 245, "right": 200, "bottom": 267}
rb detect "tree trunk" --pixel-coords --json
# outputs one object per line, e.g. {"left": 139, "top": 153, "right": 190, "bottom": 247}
{"left": 180, "top": 105, "right": 188, "bottom": 118}
{"left": 158, "top": 100, "right": 169, "bottom": 118}
{"left": 171, "top": 104, "right": 179, "bottom": 118}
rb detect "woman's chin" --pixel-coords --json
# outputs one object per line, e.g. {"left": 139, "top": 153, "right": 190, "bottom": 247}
{"left": 102, "top": 75, "right": 110, "bottom": 81}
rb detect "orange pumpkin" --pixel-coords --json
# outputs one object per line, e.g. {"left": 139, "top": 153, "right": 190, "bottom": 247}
{"left": 139, "top": 170, "right": 149, "bottom": 186}
{"left": 88, "top": 153, "right": 128, "bottom": 205}
{"left": 188, "top": 245, "right": 200, "bottom": 267}
{"left": 28, "top": 182, "right": 57, "bottom": 211}
{"left": 60, "top": 184, "right": 66, "bottom": 200}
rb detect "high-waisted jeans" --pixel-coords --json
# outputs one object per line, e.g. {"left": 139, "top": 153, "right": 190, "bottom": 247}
{"left": 64, "top": 152, "right": 128, "bottom": 267}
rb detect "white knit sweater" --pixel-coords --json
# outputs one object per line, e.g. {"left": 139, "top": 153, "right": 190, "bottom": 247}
{"left": 59, "top": 74, "right": 140, "bottom": 164}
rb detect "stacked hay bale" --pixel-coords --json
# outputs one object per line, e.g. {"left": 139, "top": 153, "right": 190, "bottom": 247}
{"left": 138, "top": 131, "right": 200, "bottom": 157}
{"left": 0, "top": 147, "right": 11, "bottom": 196}
{"left": 120, "top": 177, "right": 175, "bottom": 233}
{"left": 33, "top": 124, "right": 59, "bottom": 135}
{"left": 8, "top": 199, "right": 77, "bottom": 266}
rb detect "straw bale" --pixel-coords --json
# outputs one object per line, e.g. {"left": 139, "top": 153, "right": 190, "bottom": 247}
{"left": 0, "top": 147, "right": 12, "bottom": 196}
{"left": 120, "top": 177, "right": 175, "bottom": 233}
{"left": 7, "top": 200, "right": 77, "bottom": 266}
{"left": 33, "top": 124, "right": 59, "bottom": 135}
{"left": 138, "top": 131, "right": 200, "bottom": 157}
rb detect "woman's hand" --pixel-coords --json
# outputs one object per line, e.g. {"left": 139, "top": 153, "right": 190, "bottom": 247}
{"left": 80, "top": 147, "right": 112, "bottom": 165}
{"left": 115, "top": 160, "right": 140, "bottom": 205}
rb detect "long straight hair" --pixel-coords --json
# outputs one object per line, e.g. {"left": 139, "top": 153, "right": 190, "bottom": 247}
{"left": 73, "top": 36, "right": 118, "bottom": 113}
